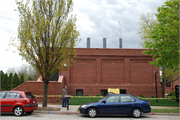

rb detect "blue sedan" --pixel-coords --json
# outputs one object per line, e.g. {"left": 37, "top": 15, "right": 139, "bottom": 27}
{"left": 79, "top": 94, "right": 151, "bottom": 118}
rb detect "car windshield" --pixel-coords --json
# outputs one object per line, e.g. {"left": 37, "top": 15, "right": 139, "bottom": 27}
{"left": 25, "top": 92, "right": 35, "bottom": 98}
{"left": 97, "top": 95, "right": 108, "bottom": 102}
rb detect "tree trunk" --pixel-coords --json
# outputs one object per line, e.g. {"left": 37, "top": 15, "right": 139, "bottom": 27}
{"left": 42, "top": 81, "right": 49, "bottom": 107}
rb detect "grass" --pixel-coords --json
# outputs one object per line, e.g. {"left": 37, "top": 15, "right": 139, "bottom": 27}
{"left": 69, "top": 97, "right": 180, "bottom": 107}
{"left": 142, "top": 99, "right": 179, "bottom": 107}
{"left": 69, "top": 98, "right": 100, "bottom": 105}
{"left": 151, "top": 109, "right": 179, "bottom": 113}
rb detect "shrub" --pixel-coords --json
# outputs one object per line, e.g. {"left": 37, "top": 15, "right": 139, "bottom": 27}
{"left": 72, "top": 95, "right": 76, "bottom": 96}
{"left": 140, "top": 95, "right": 144, "bottom": 98}
{"left": 151, "top": 96, "right": 156, "bottom": 98}
{"left": 85, "top": 95, "right": 89, "bottom": 96}
{"left": 96, "top": 94, "right": 100, "bottom": 96}
{"left": 167, "top": 91, "right": 175, "bottom": 96}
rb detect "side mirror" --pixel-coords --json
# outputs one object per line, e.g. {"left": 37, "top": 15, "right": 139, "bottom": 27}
{"left": 102, "top": 100, "right": 106, "bottom": 103}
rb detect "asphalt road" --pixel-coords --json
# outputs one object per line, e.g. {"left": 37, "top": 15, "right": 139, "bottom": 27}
{"left": 0, "top": 113, "right": 180, "bottom": 120}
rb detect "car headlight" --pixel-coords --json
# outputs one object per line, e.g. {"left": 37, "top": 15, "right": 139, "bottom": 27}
{"left": 81, "top": 105, "right": 87, "bottom": 108}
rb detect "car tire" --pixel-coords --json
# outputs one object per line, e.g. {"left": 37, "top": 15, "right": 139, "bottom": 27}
{"left": 26, "top": 111, "right": 33, "bottom": 114}
{"left": 87, "top": 108, "right": 97, "bottom": 118}
{"left": 132, "top": 108, "right": 142, "bottom": 118}
{"left": 13, "top": 106, "right": 24, "bottom": 116}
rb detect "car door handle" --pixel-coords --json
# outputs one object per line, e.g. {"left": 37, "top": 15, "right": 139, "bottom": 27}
{"left": 13, "top": 100, "right": 17, "bottom": 101}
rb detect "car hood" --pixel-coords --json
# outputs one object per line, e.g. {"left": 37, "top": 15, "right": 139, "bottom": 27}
{"left": 81, "top": 101, "right": 99, "bottom": 106}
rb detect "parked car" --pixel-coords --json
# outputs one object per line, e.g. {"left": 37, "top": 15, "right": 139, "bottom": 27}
{"left": 0, "top": 91, "right": 38, "bottom": 116}
{"left": 79, "top": 94, "right": 151, "bottom": 118}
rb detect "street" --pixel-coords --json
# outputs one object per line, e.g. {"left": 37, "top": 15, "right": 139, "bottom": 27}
{"left": 0, "top": 113, "right": 179, "bottom": 120}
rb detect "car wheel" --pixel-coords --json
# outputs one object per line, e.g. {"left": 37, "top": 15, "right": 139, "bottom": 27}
{"left": 132, "top": 108, "right": 142, "bottom": 118}
{"left": 26, "top": 111, "right": 33, "bottom": 114}
{"left": 14, "top": 106, "right": 24, "bottom": 116}
{"left": 87, "top": 108, "right": 97, "bottom": 118}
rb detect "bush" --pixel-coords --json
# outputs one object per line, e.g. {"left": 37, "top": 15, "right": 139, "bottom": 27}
{"left": 151, "top": 96, "right": 156, "bottom": 98}
{"left": 140, "top": 95, "right": 144, "bottom": 98}
{"left": 85, "top": 95, "right": 89, "bottom": 96}
{"left": 96, "top": 94, "right": 100, "bottom": 96}
{"left": 167, "top": 91, "right": 175, "bottom": 96}
{"left": 72, "top": 95, "right": 76, "bottom": 96}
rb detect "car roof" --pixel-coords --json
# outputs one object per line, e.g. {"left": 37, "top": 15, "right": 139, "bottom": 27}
{"left": 0, "top": 91, "right": 31, "bottom": 93}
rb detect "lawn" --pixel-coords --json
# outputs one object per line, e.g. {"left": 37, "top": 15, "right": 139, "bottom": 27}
{"left": 142, "top": 99, "right": 179, "bottom": 107}
{"left": 69, "top": 98, "right": 100, "bottom": 105}
{"left": 151, "top": 109, "right": 179, "bottom": 113}
{"left": 69, "top": 97, "right": 179, "bottom": 107}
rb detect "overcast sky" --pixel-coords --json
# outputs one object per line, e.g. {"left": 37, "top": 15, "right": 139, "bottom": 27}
{"left": 0, "top": 0, "right": 167, "bottom": 73}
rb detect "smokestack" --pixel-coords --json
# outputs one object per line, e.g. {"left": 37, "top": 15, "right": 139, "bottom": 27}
{"left": 87, "top": 38, "right": 90, "bottom": 48}
{"left": 103, "top": 38, "right": 106, "bottom": 48}
{"left": 119, "top": 38, "right": 122, "bottom": 48}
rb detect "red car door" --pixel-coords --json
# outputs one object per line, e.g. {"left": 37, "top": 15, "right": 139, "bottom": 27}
{"left": 2, "top": 92, "right": 19, "bottom": 112}
{"left": 0, "top": 92, "right": 7, "bottom": 112}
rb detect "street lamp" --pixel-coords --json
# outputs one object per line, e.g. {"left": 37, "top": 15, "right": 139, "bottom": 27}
{"left": 154, "top": 71, "right": 159, "bottom": 103}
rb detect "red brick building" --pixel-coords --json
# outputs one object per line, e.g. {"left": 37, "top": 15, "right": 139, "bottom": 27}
{"left": 14, "top": 47, "right": 171, "bottom": 102}
{"left": 60, "top": 48, "right": 162, "bottom": 97}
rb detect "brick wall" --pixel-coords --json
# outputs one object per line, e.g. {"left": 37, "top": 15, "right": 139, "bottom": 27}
{"left": 66, "top": 48, "right": 162, "bottom": 97}
{"left": 13, "top": 81, "right": 64, "bottom": 102}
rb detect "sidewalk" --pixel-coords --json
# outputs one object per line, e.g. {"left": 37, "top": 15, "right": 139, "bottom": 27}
{"left": 36, "top": 104, "right": 79, "bottom": 114}
{"left": 35, "top": 104, "right": 180, "bottom": 116}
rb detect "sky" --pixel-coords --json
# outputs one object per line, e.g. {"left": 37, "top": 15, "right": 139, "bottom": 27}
{"left": 0, "top": 0, "right": 167, "bottom": 73}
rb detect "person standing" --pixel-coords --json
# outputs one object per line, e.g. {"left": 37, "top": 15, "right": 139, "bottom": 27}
{"left": 62, "top": 85, "right": 68, "bottom": 107}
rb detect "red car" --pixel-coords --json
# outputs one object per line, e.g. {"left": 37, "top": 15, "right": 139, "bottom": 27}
{"left": 0, "top": 91, "right": 38, "bottom": 116}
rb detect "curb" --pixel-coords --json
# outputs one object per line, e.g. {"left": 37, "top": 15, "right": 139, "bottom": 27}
{"left": 35, "top": 111, "right": 179, "bottom": 116}
{"left": 35, "top": 110, "right": 79, "bottom": 114}
{"left": 147, "top": 113, "right": 179, "bottom": 116}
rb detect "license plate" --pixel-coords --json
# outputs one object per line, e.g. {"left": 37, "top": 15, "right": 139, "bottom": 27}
{"left": 33, "top": 101, "right": 35, "bottom": 103}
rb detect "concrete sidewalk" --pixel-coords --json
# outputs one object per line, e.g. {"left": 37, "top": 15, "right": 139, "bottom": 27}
{"left": 35, "top": 104, "right": 180, "bottom": 115}
{"left": 36, "top": 104, "right": 79, "bottom": 114}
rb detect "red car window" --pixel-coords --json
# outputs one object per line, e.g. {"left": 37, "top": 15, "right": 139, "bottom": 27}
{"left": 5, "top": 92, "right": 23, "bottom": 98}
{"left": 0, "top": 92, "right": 6, "bottom": 98}
{"left": 25, "top": 92, "right": 35, "bottom": 98}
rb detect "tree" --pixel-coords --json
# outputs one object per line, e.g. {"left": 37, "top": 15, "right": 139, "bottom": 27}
{"left": 3, "top": 73, "right": 9, "bottom": 90}
{"left": 13, "top": 0, "right": 81, "bottom": 107}
{"left": 8, "top": 73, "right": 13, "bottom": 90}
{"left": 137, "top": 12, "right": 158, "bottom": 47}
{"left": 12, "top": 73, "right": 19, "bottom": 89}
{"left": 6, "top": 64, "right": 37, "bottom": 81}
{"left": 28, "top": 76, "right": 32, "bottom": 81}
{"left": 19, "top": 74, "right": 25, "bottom": 85}
{"left": 1, "top": 71, "right": 5, "bottom": 91}
{"left": 138, "top": 0, "right": 179, "bottom": 97}
{"left": 143, "top": 0, "right": 179, "bottom": 69}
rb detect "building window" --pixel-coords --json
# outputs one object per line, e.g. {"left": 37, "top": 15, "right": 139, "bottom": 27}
{"left": 166, "top": 80, "right": 171, "bottom": 87}
{"left": 50, "top": 70, "right": 59, "bottom": 81}
{"left": 101, "top": 89, "right": 107, "bottom": 96}
{"left": 76, "top": 89, "right": 83, "bottom": 96}
{"left": 120, "top": 89, "right": 126, "bottom": 94}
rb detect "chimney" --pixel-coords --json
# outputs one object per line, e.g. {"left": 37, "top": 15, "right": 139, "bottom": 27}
{"left": 119, "top": 38, "right": 122, "bottom": 48}
{"left": 103, "top": 38, "right": 106, "bottom": 48}
{"left": 87, "top": 38, "right": 90, "bottom": 48}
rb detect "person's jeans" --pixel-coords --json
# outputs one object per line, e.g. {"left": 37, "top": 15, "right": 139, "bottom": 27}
{"left": 62, "top": 98, "right": 67, "bottom": 107}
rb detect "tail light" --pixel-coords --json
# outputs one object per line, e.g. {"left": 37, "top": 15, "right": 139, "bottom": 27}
{"left": 24, "top": 98, "right": 30, "bottom": 104}
{"left": 148, "top": 101, "right": 150, "bottom": 105}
